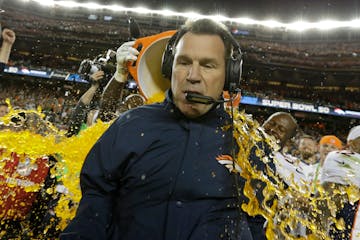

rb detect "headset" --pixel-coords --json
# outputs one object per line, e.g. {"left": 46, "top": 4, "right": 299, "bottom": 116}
{"left": 161, "top": 29, "right": 243, "bottom": 93}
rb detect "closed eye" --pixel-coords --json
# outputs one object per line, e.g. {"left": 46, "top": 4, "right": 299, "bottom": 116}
{"left": 178, "top": 60, "right": 190, "bottom": 65}
{"left": 200, "top": 59, "right": 218, "bottom": 69}
{"left": 203, "top": 63, "right": 215, "bottom": 68}
{"left": 176, "top": 55, "right": 191, "bottom": 66}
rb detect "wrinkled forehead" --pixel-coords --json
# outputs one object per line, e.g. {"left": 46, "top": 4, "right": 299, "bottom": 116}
{"left": 174, "top": 32, "right": 226, "bottom": 57}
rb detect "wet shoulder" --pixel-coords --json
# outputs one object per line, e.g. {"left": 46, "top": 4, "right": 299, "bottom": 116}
{"left": 114, "top": 102, "right": 168, "bottom": 127}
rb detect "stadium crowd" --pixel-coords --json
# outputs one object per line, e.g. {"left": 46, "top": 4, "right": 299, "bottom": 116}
{"left": 243, "top": 84, "right": 360, "bottom": 110}
{"left": 3, "top": 2, "right": 360, "bottom": 74}
{"left": 0, "top": 4, "right": 359, "bottom": 240}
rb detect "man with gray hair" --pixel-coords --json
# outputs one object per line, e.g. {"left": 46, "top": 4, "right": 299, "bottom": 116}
{"left": 61, "top": 18, "right": 254, "bottom": 240}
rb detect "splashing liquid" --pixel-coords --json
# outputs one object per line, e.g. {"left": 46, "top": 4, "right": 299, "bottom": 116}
{"left": 230, "top": 108, "right": 359, "bottom": 240}
{"left": 0, "top": 105, "right": 110, "bottom": 238}
{"left": 0, "top": 100, "right": 358, "bottom": 239}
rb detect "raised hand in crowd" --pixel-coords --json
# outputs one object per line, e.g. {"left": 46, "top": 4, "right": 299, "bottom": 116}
{"left": 2, "top": 28, "right": 16, "bottom": 46}
{"left": 0, "top": 28, "right": 16, "bottom": 71}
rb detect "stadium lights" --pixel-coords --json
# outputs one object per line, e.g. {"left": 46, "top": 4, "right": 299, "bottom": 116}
{"left": 233, "top": 18, "right": 258, "bottom": 26}
{"left": 132, "top": 7, "right": 153, "bottom": 14}
{"left": 287, "top": 21, "right": 313, "bottom": 32}
{"left": 82, "top": 2, "right": 103, "bottom": 10}
{"left": 349, "top": 19, "right": 360, "bottom": 28}
{"left": 261, "top": 20, "right": 284, "bottom": 29}
{"left": 161, "top": 9, "right": 178, "bottom": 17}
{"left": 55, "top": 1, "right": 78, "bottom": 8}
{"left": 18, "top": 0, "right": 360, "bottom": 31}
{"left": 108, "top": 5, "right": 128, "bottom": 12}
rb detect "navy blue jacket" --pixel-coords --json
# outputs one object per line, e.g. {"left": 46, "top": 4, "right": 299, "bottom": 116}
{"left": 60, "top": 91, "right": 254, "bottom": 240}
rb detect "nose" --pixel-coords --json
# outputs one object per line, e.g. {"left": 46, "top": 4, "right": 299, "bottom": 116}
{"left": 186, "top": 63, "right": 201, "bottom": 84}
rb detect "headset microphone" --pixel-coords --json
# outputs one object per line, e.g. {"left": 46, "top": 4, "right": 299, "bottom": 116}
{"left": 185, "top": 90, "right": 240, "bottom": 105}
{"left": 185, "top": 93, "right": 222, "bottom": 105}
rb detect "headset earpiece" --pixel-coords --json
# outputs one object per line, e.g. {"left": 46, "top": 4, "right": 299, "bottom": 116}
{"left": 161, "top": 32, "right": 178, "bottom": 79}
{"left": 224, "top": 41, "right": 243, "bottom": 93}
{"left": 161, "top": 31, "right": 243, "bottom": 93}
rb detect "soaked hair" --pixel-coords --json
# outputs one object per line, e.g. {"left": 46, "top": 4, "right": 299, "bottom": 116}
{"left": 172, "top": 18, "right": 234, "bottom": 60}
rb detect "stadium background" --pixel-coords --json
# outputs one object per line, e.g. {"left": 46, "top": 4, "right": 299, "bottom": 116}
{"left": 0, "top": 0, "right": 359, "bottom": 141}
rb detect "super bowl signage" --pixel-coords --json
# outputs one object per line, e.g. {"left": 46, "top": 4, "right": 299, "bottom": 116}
{"left": 261, "top": 99, "right": 330, "bottom": 114}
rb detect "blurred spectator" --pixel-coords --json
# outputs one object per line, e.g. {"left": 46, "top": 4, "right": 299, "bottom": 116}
{"left": 297, "top": 134, "right": 319, "bottom": 165}
{"left": 318, "top": 135, "right": 343, "bottom": 165}
{"left": 0, "top": 102, "right": 9, "bottom": 117}
{"left": 321, "top": 126, "right": 360, "bottom": 189}
{"left": 311, "top": 135, "right": 342, "bottom": 193}
{"left": 66, "top": 70, "right": 104, "bottom": 137}
{"left": 0, "top": 27, "right": 15, "bottom": 73}
{"left": 320, "top": 125, "right": 360, "bottom": 240}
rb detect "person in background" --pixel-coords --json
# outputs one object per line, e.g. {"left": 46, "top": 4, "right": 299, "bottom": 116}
{"left": 319, "top": 135, "right": 342, "bottom": 165}
{"left": 60, "top": 18, "right": 256, "bottom": 240}
{"left": 249, "top": 112, "right": 298, "bottom": 239}
{"left": 294, "top": 134, "right": 320, "bottom": 193}
{"left": 97, "top": 41, "right": 138, "bottom": 122}
{"left": 262, "top": 112, "right": 298, "bottom": 150}
{"left": 66, "top": 70, "right": 104, "bottom": 137}
{"left": 297, "top": 134, "right": 319, "bottom": 165}
{"left": 0, "top": 102, "right": 9, "bottom": 117}
{"left": 320, "top": 125, "right": 360, "bottom": 240}
{"left": 280, "top": 134, "right": 320, "bottom": 238}
{"left": 224, "top": 112, "right": 299, "bottom": 239}
{"left": 261, "top": 112, "right": 305, "bottom": 188}
{"left": 312, "top": 135, "right": 342, "bottom": 192}
{"left": 0, "top": 27, "right": 16, "bottom": 73}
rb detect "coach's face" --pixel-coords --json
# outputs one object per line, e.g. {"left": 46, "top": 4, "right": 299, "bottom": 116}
{"left": 171, "top": 32, "right": 226, "bottom": 118}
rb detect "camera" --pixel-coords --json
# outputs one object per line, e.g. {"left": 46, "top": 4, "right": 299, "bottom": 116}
{"left": 78, "top": 49, "right": 116, "bottom": 88}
